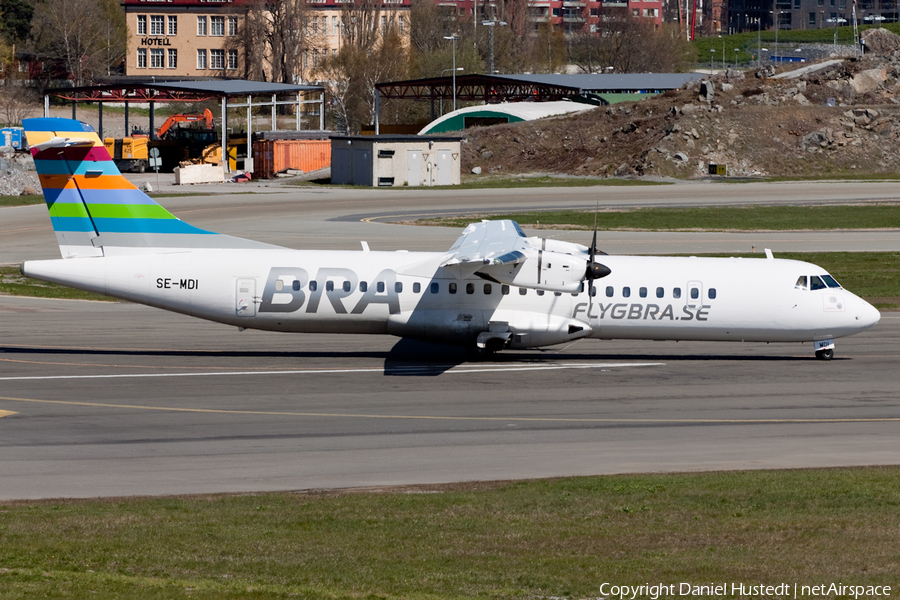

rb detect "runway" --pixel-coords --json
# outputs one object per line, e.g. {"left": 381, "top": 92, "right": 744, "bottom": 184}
{"left": 1, "top": 295, "right": 898, "bottom": 500}
{"left": 1, "top": 181, "right": 899, "bottom": 499}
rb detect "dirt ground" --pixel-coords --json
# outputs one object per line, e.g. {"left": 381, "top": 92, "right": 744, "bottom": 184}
{"left": 462, "top": 51, "right": 900, "bottom": 180}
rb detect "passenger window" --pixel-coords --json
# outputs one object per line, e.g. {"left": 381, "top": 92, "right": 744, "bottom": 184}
{"left": 430, "top": 282, "right": 439, "bottom": 294}
{"left": 519, "top": 287, "right": 527, "bottom": 296}
{"left": 484, "top": 284, "right": 491, "bottom": 295}
{"left": 795, "top": 276, "right": 808, "bottom": 290}
{"left": 343, "top": 281, "right": 351, "bottom": 292}
{"left": 673, "top": 287, "right": 681, "bottom": 299}
{"left": 656, "top": 287, "right": 664, "bottom": 298}
{"left": 275, "top": 279, "right": 284, "bottom": 291}
{"left": 606, "top": 286, "right": 613, "bottom": 298}
{"left": 822, "top": 275, "right": 841, "bottom": 289}
{"left": 395, "top": 282, "right": 402, "bottom": 293}
{"left": 623, "top": 287, "right": 631, "bottom": 298}
{"left": 810, "top": 276, "right": 826, "bottom": 291}
{"left": 377, "top": 281, "right": 385, "bottom": 293}
{"left": 590, "top": 286, "right": 597, "bottom": 297}
{"left": 466, "top": 283, "right": 474, "bottom": 294}
{"left": 360, "top": 281, "right": 367, "bottom": 292}
{"left": 309, "top": 280, "right": 317, "bottom": 292}
{"left": 292, "top": 280, "right": 302, "bottom": 291}
{"left": 708, "top": 288, "right": 717, "bottom": 299}
{"left": 639, "top": 287, "right": 647, "bottom": 298}
{"left": 554, "top": 292, "right": 562, "bottom": 297}
{"left": 449, "top": 283, "right": 457, "bottom": 294}
{"left": 413, "top": 282, "right": 421, "bottom": 293}
{"left": 537, "top": 290, "right": 544, "bottom": 296}
{"left": 326, "top": 281, "right": 334, "bottom": 292}
{"left": 690, "top": 288, "right": 699, "bottom": 299}
{"left": 501, "top": 285, "right": 509, "bottom": 295}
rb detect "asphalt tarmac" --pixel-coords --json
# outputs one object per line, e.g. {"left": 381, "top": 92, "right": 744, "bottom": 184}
{"left": 1, "top": 180, "right": 899, "bottom": 499}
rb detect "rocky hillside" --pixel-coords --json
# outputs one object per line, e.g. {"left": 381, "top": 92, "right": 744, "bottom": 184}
{"left": 463, "top": 31, "right": 900, "bottom": 180}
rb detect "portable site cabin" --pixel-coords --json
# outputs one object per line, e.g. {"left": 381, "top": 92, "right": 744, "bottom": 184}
{"left": 330, "top": 135, "right": 462, "bottom": 187}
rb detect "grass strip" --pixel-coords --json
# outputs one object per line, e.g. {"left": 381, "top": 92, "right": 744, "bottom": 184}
{"left": 291, "top": 176, "right": 672, "bottom": 189}
{"left": 0, "top": 194, "right": 43, "bottom": 207}
{"left": 0, "top": 468, "right": 898, "bottom": 600}
{"left": 420, "top": 204, "right": 900, "bottom": 231}
{"left": 704, "top": 252, "right": 900, "bottom": 309}
{"left": 0, "top": 267, "right": 114, "bottom": 302}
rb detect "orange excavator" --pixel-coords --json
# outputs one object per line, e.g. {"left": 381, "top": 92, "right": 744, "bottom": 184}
{"left": 105, "top": 109, "right": 216, "bottom": 172}
{"left": 156, "top": 109, "right": 215, "bottom": 140}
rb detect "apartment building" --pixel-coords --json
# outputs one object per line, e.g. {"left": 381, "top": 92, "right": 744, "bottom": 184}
{"left": 123, "top": 0, "right": 412, "bottom": 78}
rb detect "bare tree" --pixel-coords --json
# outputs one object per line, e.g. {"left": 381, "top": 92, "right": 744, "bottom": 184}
{"left": 340, "top": 0, "right": 383, "bottom": 53}
{"left": 236, "top": 0, "right": 321, "bottom": 84}
{"left": 569, "top": 17, "right": 694, "bottom": 74}
{"left": 0, "top": 85, "right": 36, "bottom": 126}
{"left": 30, "top": 0, "right": 125, "bottom": 85}
{"left": 316, "top": 13, "right": 408, "bottom": 132}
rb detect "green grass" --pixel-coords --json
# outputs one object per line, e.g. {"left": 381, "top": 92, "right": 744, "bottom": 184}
{"left": 0, "top": 194, "right": 43, "bottom": 207}
{"left": 695, "top": 252, "right": 900, "bottom": 309}
{"left": 691, "top": 23, "right": 900, "bottom": 64}
{"left": 0, "top": 468, "right": 898, "bottom": 599}
{"left": 421, "top": 204, "right": 900, "bottom": 231}
{"left": 0, "top": 267, "right": 114, "bottom": 302}
{"left": 290, "top": 176, "right": 672, "bottom": 189}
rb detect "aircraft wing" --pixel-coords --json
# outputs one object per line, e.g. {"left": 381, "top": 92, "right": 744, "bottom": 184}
{"left": 441, "top": 220, "right": 530, "bottom": 269}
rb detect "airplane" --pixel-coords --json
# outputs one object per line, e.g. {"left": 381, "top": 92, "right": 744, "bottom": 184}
{"left": 19, "top": 117, "right": 880, "bottom": 361}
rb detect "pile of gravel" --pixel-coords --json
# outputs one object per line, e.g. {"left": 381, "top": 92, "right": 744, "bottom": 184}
{"left": 0, "top": 146, "right": 40, "bottom": 196}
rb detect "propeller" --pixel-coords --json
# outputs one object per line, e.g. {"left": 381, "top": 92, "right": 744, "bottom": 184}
{"left": 584, "top": 200, "right": 611, "bottom": 317}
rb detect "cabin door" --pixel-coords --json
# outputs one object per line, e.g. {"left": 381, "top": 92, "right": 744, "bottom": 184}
{"left": 236, "top": 278, "right": 257, "bottom": 317}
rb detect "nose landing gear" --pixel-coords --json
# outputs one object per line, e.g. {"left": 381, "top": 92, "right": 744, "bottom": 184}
{"left": 815, "top": 348, "right": 834, "bottom": 360}
{"left": 814, "top": 339, "right": 835, "bottom": 361}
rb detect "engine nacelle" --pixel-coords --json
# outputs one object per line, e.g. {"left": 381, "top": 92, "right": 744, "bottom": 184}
{"left": 482, "top": 312, "right": 593, "bottom": 349}
{"left": 479, "top": 249, "right": 585, "bottom": 293}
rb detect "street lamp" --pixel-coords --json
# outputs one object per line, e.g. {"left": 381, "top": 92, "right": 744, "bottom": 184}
{"left": 443, "top": 35, "right": 459, "bottom": 113}
{"left": 440, "top": 67, "right": 463, "bottom": 115}
{"left": 482, "top": 20, "right": 507, "bottom": 74}
{"left": 826, "top": 17, "right": 846, "bottom": 50}
{"left": 773, "top": 10, "right": 781, "bottom": 63}
{"left": 710, "top": 48, "right": 715, "bottom": 73}
{"left": 734, "top": 48, "right": 739, "bottom": 67}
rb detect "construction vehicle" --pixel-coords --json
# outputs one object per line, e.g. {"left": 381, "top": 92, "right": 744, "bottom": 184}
{"left": 156, "top": 109, "right": 214, "bottom": 140}
{"left": 104, "top": 109, "right": 216, "bottom": 172}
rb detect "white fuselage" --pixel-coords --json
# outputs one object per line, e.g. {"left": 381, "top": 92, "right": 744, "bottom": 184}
{"left": 23, "top": 248, "right": 881, "bottom": 349}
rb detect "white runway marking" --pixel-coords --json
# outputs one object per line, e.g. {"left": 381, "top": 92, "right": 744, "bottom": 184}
{"left": 0, "top": 362, "right": 663, "bottom": 381}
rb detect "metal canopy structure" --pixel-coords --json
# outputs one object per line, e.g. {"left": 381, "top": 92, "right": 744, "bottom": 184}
{"left": 374, "top": 73, "right": 704, "bottom": 133}
{"left": 43, "top": 79, "right": 326, "bottom": 174}
{"left": 376, "top": 73, "right": 704, "bottom": 103}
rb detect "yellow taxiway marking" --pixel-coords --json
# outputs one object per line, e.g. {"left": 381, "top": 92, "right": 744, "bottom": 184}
{"left": 1, "top": 395, "right": 899, "bottom": 425}
{"left": 0, "top": 410, "right": 17, "bottom": 419}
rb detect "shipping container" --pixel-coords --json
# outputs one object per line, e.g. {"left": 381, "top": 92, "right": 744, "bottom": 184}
{"left": 252, "top": 139, "right": 331, "bottom": 179}
{"left": 1, "top": 127, "right": 25, "bottom": 150}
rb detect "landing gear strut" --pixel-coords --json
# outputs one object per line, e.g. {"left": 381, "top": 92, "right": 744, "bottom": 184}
{"left": 815, "top": 348, "right": 834, "bottom": 361}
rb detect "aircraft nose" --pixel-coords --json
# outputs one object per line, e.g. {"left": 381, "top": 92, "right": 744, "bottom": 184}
{"left": 856, "top": 298, "right": 881, "bottom": 330}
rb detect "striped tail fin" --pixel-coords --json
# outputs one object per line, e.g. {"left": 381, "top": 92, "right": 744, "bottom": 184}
{"left": 23, "top": 117, "right": 276, "bottom": 258}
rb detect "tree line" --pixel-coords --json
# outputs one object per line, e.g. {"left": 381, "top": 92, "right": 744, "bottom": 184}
{"left": 0, "top": 0, "right": 695, "bottom": 130}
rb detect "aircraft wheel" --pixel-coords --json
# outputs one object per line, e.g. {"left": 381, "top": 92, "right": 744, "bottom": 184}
{"left": 467, "top": 345, "right": 496, "bottom": 361}
{"left": 815, "top": 348, "right": 834, "bottom": 361}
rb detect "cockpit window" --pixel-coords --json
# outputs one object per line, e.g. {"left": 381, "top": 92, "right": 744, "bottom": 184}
{"left": 809, "top": 275, "right": 827, "bottom": 291}
{"left": 795, "top": 276, "right": 807, "bottom": 290}
{"left": 822, "top": 275, "right": 841, "bottom": 289}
